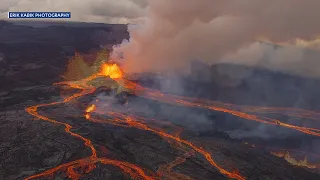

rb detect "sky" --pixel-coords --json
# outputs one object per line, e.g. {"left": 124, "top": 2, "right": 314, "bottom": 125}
{"left": 0, "top": 0, "right": 147, "bottom": 24}
{"left": 1, "top": 0, "right": 320, "bottom": 77}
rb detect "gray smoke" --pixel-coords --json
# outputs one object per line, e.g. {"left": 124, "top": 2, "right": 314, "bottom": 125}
{"left": 112, "top": 0, "right": 320, "bottom": 78}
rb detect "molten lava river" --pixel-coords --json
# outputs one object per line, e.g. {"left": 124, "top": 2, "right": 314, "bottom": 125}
{"left": 24, "top": 53, "right": 320, "bottom": 180}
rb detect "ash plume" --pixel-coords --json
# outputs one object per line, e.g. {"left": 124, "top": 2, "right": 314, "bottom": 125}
{"left": 112, "top": 0, "right": 320, "bottom": 77}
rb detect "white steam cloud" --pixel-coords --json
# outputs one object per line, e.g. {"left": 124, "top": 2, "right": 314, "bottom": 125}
{"left": 1, "top": 0, "right": 320, "bottom": 77}
{"left": 112, "top": 0, "right": 320, "bottom": 77}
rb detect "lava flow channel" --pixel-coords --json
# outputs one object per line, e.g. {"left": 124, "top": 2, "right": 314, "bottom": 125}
{"left": 85, "top": 107, "right": 245, "bottom": 180}
{"left": 24, "top": 68, "right": 156, "bottom": 179}
{"left": 87, "top": 105, "right": 196, "bottom": 180}
{"left": 25, "top": 56, "right": 320, "bottom": 180}
{"left": 119, "top": 80, "right": 320, "bottom": 137}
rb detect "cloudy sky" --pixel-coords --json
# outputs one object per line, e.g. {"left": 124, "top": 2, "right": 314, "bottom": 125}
{"left": 1, "top": 0, "right": 320, "bottom": 77}
{"left": 0, "top": 0, "right": 147, "bottom": 23}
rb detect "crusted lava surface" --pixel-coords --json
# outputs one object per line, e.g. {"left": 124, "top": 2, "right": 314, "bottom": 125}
{"left": 1, "top": 20, "right": 320, "bottom": 180}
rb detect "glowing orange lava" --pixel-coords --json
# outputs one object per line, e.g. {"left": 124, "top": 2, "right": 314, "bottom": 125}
{"left": 85, "top": 104, "right": 96, "bottom": 113}
{"left": 118, "top": 80, "right": 320, "bottom": 137}
{"left": 85, "top": 109, "right": 245, "bottom": 180}
{"left": 24, "top": 59, "right": 155, "bottom": 179}
{"left": 99, "top": 63, "right": 123, "bottom": 79}
{"left": 157, "top": 151, "right": 195, "bottom": 180}
{"left": 24, "top": 52, "right": 320, "bottom": 180}
{"left": 25, "top": 86, "right": 156, "bottom": 179}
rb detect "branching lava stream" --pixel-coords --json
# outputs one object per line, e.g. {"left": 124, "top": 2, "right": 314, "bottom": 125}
{"left": 24, "top": 64, "right": 156, "bottom": 180}
{"left": 85, "top": 108, "right": 245, "bottom": 180}
{"left": 24, "top": 53, "right": 320, "bottom": 180}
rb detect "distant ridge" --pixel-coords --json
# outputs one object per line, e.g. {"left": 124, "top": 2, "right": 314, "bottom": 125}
{"left": 3, "top": 20, "right": 128, "bottom": 28}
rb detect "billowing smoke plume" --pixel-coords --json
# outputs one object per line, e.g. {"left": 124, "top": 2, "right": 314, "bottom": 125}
{"left": 2, "top": 1, "right": 320, "bottom": 76}
{"left": 113, "top": 0, "right": 320, "bottom": 77}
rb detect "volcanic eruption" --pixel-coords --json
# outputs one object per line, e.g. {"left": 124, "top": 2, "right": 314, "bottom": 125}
{"left": 6, "top": 1, "right": 319, "bottom": 180}
{"left": 22, "top": 47, "right": 320, "bottom": 180}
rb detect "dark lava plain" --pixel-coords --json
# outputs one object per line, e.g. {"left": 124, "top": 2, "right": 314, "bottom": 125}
{"left": 0, "top": 20, "right": 319, "bottom": 180}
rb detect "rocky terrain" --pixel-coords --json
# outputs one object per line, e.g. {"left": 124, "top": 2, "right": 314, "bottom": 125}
{"left": 0, "top": 20, "right": 320, "bottom": 180}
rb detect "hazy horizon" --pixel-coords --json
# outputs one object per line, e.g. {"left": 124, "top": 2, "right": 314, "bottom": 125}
{"left": 1, "top": 0, "right": 320, "bottom": 78}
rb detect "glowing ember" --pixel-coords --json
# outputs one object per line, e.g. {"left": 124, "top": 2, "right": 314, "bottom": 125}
{"left": 85, "top": 104, "right": 96, "bottom": 113}
{"left": 85, "top": 114, "right": 90, "bottom": 120}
